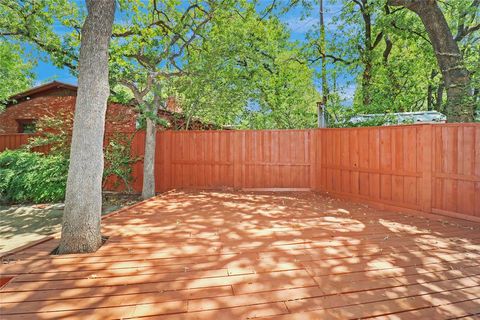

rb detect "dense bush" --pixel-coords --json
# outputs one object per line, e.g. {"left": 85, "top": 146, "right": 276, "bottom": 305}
{"left": 0, "top": 149, "right": 68, "bottom": 203}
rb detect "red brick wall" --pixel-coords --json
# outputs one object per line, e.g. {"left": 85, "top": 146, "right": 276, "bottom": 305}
{"left": 0, "top": 96, "right": 137, "bottom": 133}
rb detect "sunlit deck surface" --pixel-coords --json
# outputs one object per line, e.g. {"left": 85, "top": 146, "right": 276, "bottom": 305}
{"left": 1, "top": 191, "right": 479, "bottom": 319}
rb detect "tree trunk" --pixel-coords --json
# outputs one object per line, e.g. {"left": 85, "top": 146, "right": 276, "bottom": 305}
{"left": 436, "top": 81, "right": 444, "bottom": 112}
{"left": 359, "top": 0, "right": 378, "bottom": 107}
{"left": 319, "top": 0, "right": 329, "bottom": 107}
{"left": 142, "top": 116, "right": 156, "bottom": 199}
{"left": 57, "top": 0, "right": 115, "bottom": 254}
{"left": 362, "top": 57, "right": 373, "bottom": 106}
{"left": 427, "top": 70, "right": 437, "bottom": 111}
{"left": 388, "top": 0, "right": 474, "bottom": 122}
{"left": 427, "top": 84, "right": 433, "bottom": 111}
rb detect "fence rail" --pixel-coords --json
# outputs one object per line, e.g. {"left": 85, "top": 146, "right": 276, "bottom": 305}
{"left": 1, "top": 123, "right": 479, "bottom": 222}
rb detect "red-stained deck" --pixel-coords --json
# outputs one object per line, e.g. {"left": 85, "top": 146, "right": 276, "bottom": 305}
{"left": 1, "top": 191, "right": 479, "bottom": 319}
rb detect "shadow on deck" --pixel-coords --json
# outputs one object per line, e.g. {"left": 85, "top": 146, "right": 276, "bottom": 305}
{"left": 1, "top": 191, "right": 479, "bottom": 319}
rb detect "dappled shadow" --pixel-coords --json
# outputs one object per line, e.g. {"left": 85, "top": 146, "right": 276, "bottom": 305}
{"left": 0, "top": 196, "right": 140, "bottom": 254}
{"left": 0, "top": 204, "right": 63, "bottom": 253}
{"left": 0, "top": 191, "right": 479, "bottom": 319}
{"left": 0, "top": 204, "right": 64, "bottom": 239}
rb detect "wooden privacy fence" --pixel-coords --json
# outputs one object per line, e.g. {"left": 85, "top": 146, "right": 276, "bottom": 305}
{"left": 139, "top": 123, "right": 478, "bottom": 222}
{"left": 0, "top": 134, "right": 50, "bottom": 153}
{"left": 312, "top": 124, "right": 480, "bottom": 222}
{"left": 1, "top": 124, "right": 479, "bottom": 222}
{"left": 156, "top": 130, "right": 313, "bottom": 191}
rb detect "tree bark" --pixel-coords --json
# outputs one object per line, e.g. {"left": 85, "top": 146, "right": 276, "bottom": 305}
{"left": 436, "top": 80, "right": 444, "bottom": 112}
{"left": 58, "top": 0, "right": 115, "bottom": 254}
{"left": 142, "top": 89, "right": 161, "bottom": 200}
{"left": 427, "top": 69, "right": 437, "bottom": 111}
{"left": 355, "top": 0, "right": 383, "bottom": 107}
{"left": 388, "top": 0, "right": 474, "bottom": 122}
{"left": 361, "top": 1, "right": 373, "bottom": 106}
{"left": 142, "top": 116, "right": 157, "bottom": 199}
{"left": 319, "top": 0, "right": 329, "bottom": 108}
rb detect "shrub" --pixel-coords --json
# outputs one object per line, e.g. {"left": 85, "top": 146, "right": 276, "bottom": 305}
{"left": 0, "top": 150, "right": 68, "bottom": 203}
{"left": 27, "top": 111, "right": 73, "bottom": 156}
{"left": 28, "top": 115, "right": 140, "bottom": 191}
{"left": 103, "top": 133, "right": 140, "bottom": 192}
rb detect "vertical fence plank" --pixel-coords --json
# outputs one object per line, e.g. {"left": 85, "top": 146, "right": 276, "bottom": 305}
{"left": 0, "top": 134, "right": 35, "bottom": 152}
{"left": 419, "top": 125, "right": 433, "bottom": 213}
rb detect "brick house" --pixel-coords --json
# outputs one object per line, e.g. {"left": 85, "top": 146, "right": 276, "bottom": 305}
{"left": 0, "top": 81, "right": 215, "bottom": 134}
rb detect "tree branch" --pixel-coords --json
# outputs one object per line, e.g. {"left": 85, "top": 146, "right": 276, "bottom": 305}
{"left": 391, "top": 21, "right": 431, "bottom": 44}
{"left": 372, "top": 31, "right": 384, "bottom": 49}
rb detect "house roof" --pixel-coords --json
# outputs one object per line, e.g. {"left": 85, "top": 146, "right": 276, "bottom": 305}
{"left": 6, "top": 81, "right": 223, "bottom": 129}
{"left": 9, "top": 81, "right": 78, "bottom": 102}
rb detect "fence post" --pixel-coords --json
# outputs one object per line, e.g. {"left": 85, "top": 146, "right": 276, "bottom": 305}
{"left": 419, "top": 124, "right": 433, "bottom": 213}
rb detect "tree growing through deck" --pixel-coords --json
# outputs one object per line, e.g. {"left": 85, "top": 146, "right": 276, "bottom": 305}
{"left": 58, "top": 0, "right": 116, "bottom": 254}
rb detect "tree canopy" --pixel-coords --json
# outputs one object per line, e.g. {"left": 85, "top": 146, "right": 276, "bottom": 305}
{"left": 1, "top": 0, "right": 478, "bottom": 125}
{"left": 0, "top": 42, "right": 35, "bottom": 107}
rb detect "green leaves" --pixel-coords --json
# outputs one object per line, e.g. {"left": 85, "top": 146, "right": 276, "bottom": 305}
{"left": 0, "top": 150, "right": 69, "bottom": 203}
{"left": 177, "top": 4, "right": 318, "bottom": 129}
{"left": 301, "top": 0, "right": 479, "bottom": 121}
{"left": 0, "top": 42, "right": 35, "bottom": 107}
{"left": 103, "top": 133, "right": 140, "bottom": 192}
{"left": 0, "top": 0, "right": 81, "bottom": 72}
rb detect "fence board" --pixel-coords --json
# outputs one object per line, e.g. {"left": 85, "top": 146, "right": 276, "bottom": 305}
{"left": 156, "top": 130, "right": 312, "bottom": 191}
{"left": 430, "top": 124, "right": 480, "bottom": 220}
{"left": 0, "top": 134, "right": 50, "bottom": 153}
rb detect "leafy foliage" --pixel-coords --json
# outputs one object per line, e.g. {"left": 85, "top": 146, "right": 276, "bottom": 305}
{"left": 1, "top": 0, "right": 478, "bottom": 126}
{"left": 0, "top": 150, "right": 68, "bottom": 203}
{"left": 28, "top": 114, "right": 140, "bottom": 192}
{"left": 300, "top": 0, "right": 479, "bottom": 121}
{"left": 0, "top": 0, "right": 80, "bottom": 71}
{"left": 28, "top": 111, "right": 74, "bottom": 156}
{"left": 0, "top": 42, "right": 35, "bottom": 107}
{"left": 103, "top": 133, "right": 141, "bottom": 192}
{"left": 175, "top": 3, "right": 319, "bottom": 129}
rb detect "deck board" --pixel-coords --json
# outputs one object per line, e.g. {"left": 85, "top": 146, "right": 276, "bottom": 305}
{"left": 1, "top": 191, "right": 479, "bottom": 319}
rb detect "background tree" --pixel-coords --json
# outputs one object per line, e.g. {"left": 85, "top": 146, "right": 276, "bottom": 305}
{"left": 2, "top": 0, "right": 477, "bottom": 135}
{"left": 319, "top": 0, "right": 329, "bottom": 112}
{"left": 388, "top": 0, "right": 475, "bottom": 122}
{"left": 176, "top": 2, "right": 318, "bottom": 129}
{"left": 110, "top": 0, "right": 221, "bottom": 199}
{"left": 0, "top": 42, "right": 35, "bottom": 107}
{"left": 298, "top": 0, "right": 478, "bottom": 123}
{"left": 0, "top": 0, "right": 80, "bottom": 72}
{"left": 58, "top": 0, "right": 116, "bottom": 254}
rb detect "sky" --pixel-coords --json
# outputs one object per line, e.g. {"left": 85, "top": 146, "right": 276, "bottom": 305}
{"left": 30, "top": 0, "right": 356, "bottom": 103}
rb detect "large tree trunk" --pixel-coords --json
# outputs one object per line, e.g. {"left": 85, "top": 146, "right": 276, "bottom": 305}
{"left": 58, "top": 0, "right": 115, "bottom": 254}
{"left": 388, "top": 0, "right": 474, "bottom": 122}
{"left": 142, "top": 116, "right": 156, "bottom": 199}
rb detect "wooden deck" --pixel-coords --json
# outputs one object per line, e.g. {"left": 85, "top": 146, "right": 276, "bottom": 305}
{"left": 1, "top": 191, "right": 479, "bottom": 319}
